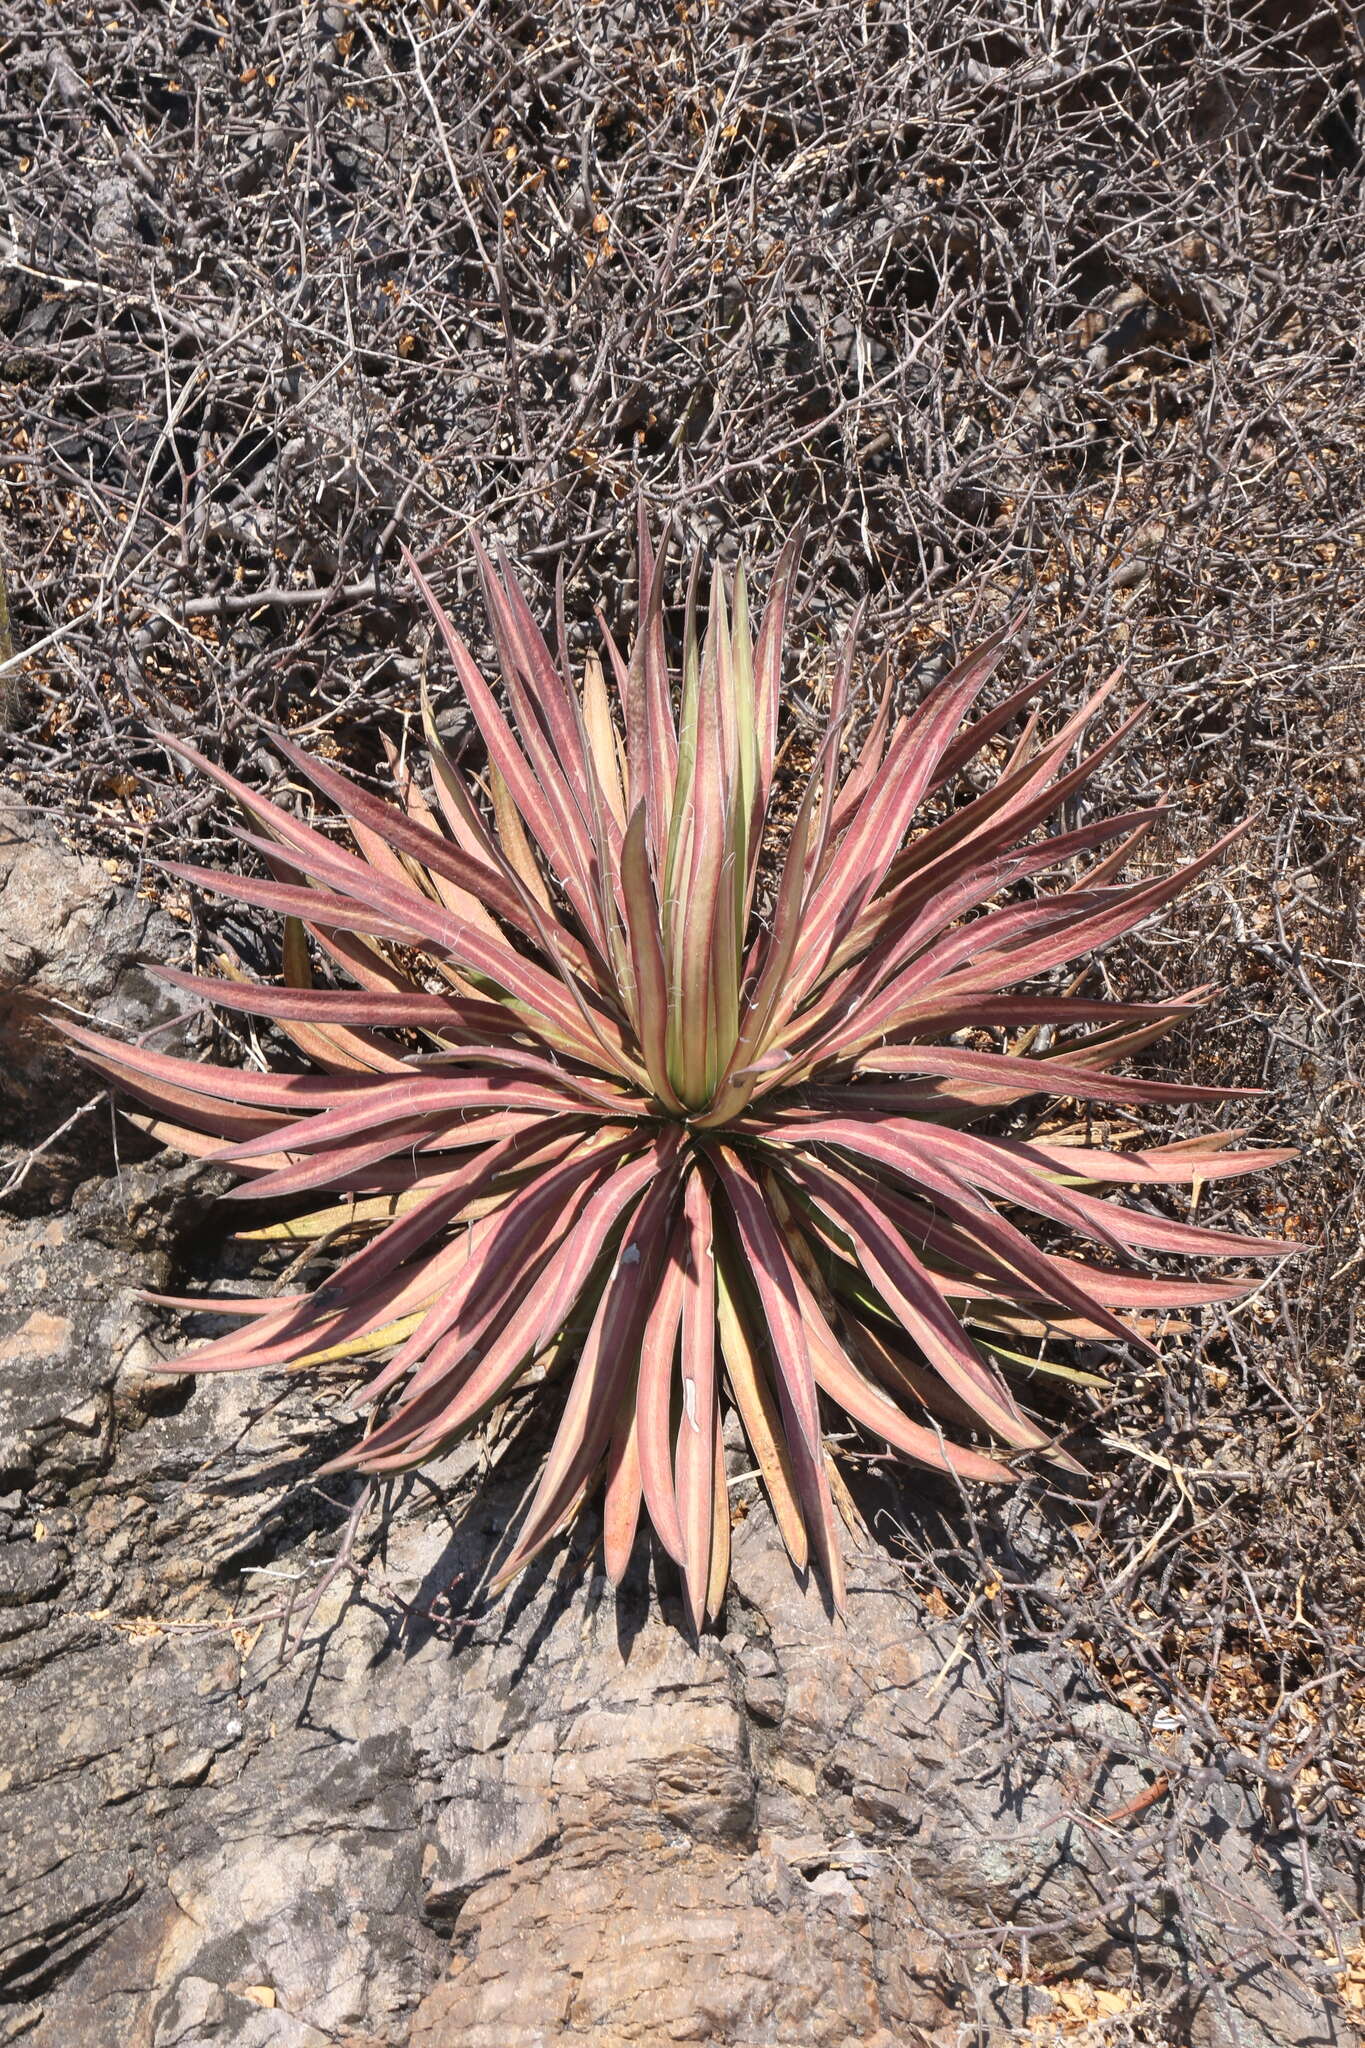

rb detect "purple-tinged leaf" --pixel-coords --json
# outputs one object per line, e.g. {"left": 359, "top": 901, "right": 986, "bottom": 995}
{"left": 404, "top": 548, "right": 600, "bottom": 926}
{"left": 619, "top": 804, "right": 684, "bottom": 1110}
{"left": 786, "top": 621, "right": 1017, "bottom": 1002}
{"left": 675, "top": 1168, "right": 718, "bottom": 1631}
{"left": 841, "top": 1042, "right": 1248, "bottom": 1107}
{"left": 709, "top": 1145, "right": 820, "bottom": 1456}
{"left": 752, "top": 529, "right": 804, "bottom": 830}
{"left": 714, "top": 1244, "right": 808, "bottom": 1571}
{"left": 603, "top": 1398, "right": 644, "bottom": 1586}
{"left": 359, "top": 1130, "right": 650, "bottom": 1405}
{"left": 491, "top": 1148, "right": 685, "bottom": 1581}
{"left": 152, "top": 964, "right": 511, "bottom": 1037}
{"left": 1002, "top": 1136, "right": 1297, "bottom": 1188}
{"left": 635, "top": 1213, "right": 689, "bottom": 1565}
{"left": 927, "top": 669, "right": 1045, "bottom": 793}
{"left": 710, "top": 1147, "right": 846, "bottom": 1608}
{"left": 778, "top": 1152, "right": 1050, "bottom": 1450}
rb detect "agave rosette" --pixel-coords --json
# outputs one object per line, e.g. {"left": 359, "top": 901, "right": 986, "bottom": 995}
{"left": 65, "top": 527, "right": 1294, "bottom": 1625}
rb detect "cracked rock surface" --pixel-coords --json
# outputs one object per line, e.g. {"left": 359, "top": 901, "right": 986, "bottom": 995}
{"left": 0, "top": 811, "right": 196, "bottom": 1207}
{"left": 0, "top": 825, "right": 1349, "bottom": 2048}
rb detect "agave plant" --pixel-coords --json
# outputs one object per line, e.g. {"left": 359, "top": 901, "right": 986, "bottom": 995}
{"left": 65, "top": 526, "right": 1293, "bottom": 1628}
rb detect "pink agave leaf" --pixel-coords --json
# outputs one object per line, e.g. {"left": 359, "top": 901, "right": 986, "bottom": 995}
{"left": 801, "top": 603, "right": 862, "bottom": 891}
{"left": 1033, "top": 1011, "right": 1216, "bottom": 1078}
{"left": 211, "top": 1068, "right": 629, "bottom": 1164}
{"left": 924, "top": 1113, "right": 1292, "bottom": 1258}
{"left": 1029, "top": 1256, "right": 1263, "bottom": 1309}
{"left": 926, "top": 668, "right": 1047, "bottom": 793}
{"left": 791, "top": 806, "right": 1174, "bottom": 1052}
{"left": 840, "top": 1042, "right": 1248, "bottom": 1107}
{"left": 922, "top": 683, "right": 1141, "bottom": 877}
{"left": 214, "top": 1124, "right": 484, "bottom": 1205}
{"left": 60, "top": 1019, "right": 372, "bottom": 1110}
{"left": 151, "top": 964, "right": 525, "bottom": 1045}
{"left": 602, "top": 1398, "right": 644, "bottom": 1586}
{"left": 156, "top": 726, "right": 523, "bottom": 992}
{"left": 700, "top": 718, "right": 845, "bottom": 1123}
{"left": 1017, "top": 1173, "right": 1303, "bottom": 1260}
{"left": 929, "top": 822, "right": 1254, "bottom": 1006}
{"left": 805, "top": 821, "right": 1252, "bottom": 1070}
{"left": 296, "top": 912, "right": 454, "bottom": 1000}
{"left": 774, "top": 1208, "right": 1021, "bottom": 1468}
{"left": 492, "top": 1146, "right": 686, "bottom": 1580}
{"left": 483, "top": 540, "right": 596, "bottom": 812}
{"left": 751, "top": 528, "right": 804, "bottom": 837}
{"left": 404, "top": 548, "right": 605, "bottom": 938}
{"left": 623, "top": 511, "right": 680, "bottom": 866}
{"left": 635, "top": 1211, "right": 690, "bottom": 1565}
{"left": 840, "top": 1309, "right": 992, "bottom": 1437}
{"left": 338, "top": 1173, "right": 646, "bottom": 1469}
{"left": 224, "top": 816, "right": 640, "bottom": 1074}
{"left": 417, "top": 695, "right": 553, "bottom": 912}
{"left": 832, "top": 802, "right": 1170, "bottom": 982}
{"left": 260, "top": 859, "right": 467, "bottom": 1073}
{"left": 379, "top": 729, "right": 505, "bottom": 921}
{"left": 892, "top": 993, "right": 1209, "bottom": 1036}
{"left": 670, "top": 568, "right": 736, "bottom": 1106}
{"left": 117, "top": 1113, "right": 291, "bottom": 1172}
{"left": 784, "top": 622, "right": 1018, "bottom": 1007}
{"left": 877, "top": 673, "right": 1133, "bottom": 905}
{"left": 161, "top": 858, "right": 428, "bottom": 946}
{"left": 770, "top": 1128, "right": 1155, "bottom": 1350}
{"left": 289, "top": 1126, "right": 578, "bottom": 1317}
{"left": 1065, "top": 822, "right": 1153, "bottom": 894}
{"left": 192, "top": 1140, "right": 584, "bottom": 1384}
{"left": 778, "top": 1152, "right": 1049, "bottom": 1451}
{"left": 63, "top": 1050, "right": 290, "bottom": 1143}
{"left": 153, "top": 726, "right": 428, "bottom": 917}
{"left": 359, "top": 1130, "right": 648, "bottom": 1403}
{"left": 865, "top": 1186, "right": 1253, "bottom": 1329}
{"left": 118, "top": 1108, "right": 541, "bottom": 1192}
{"left": 676, "top": 1166, "right": 719, "bottom": 1630}
{"left": 1004, "top": 1136, "right": 1298, "bottom": 1187}
{"left": 823, "top": 654, "right": 893, "bottom": 843}
{"left": 709, "top": 1150, "right": 846, "bottom": 1608}
{"left": 766, "top": 898, "right": 1117, "bottom": 1089}
{"left": 709, "top": 1144, "right": 820, "bottom": 1457}
{"left": 161, "top": 844, "right": 635, "bottom": 1079}
{"left": 266, "top": 724, "right": 604, "bottom": 983}
{"left": 149, "top": 1248, "right": 441, "bottom": 1379}
{"left": 714, "top": 1243, "right": 809, "bottom": 1571}
{"left": 783, "top": 1246, "right": 1017, "bottom": 1483}
{"left": 140, "top": 1291, "right": 300, "bottom": 1319}
{"left": 269, "top": 917, "right": 418, "bottom": 1075}
{"left": 769, "top": 1110, "right": 1292, "bottom": 1264}
{"left": 619, "top": 805, "right": 685, "bottom": 1111}
{"left": 478, "top": 542, "right": 629, "bottom": 964}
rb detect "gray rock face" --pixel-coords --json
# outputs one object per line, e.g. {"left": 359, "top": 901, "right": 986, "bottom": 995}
{"left": 0, "top": 811, "right": 196, "bottom": 1205}
{"left": 0, "top": 815, "right": 1351, "bottom": 2048}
